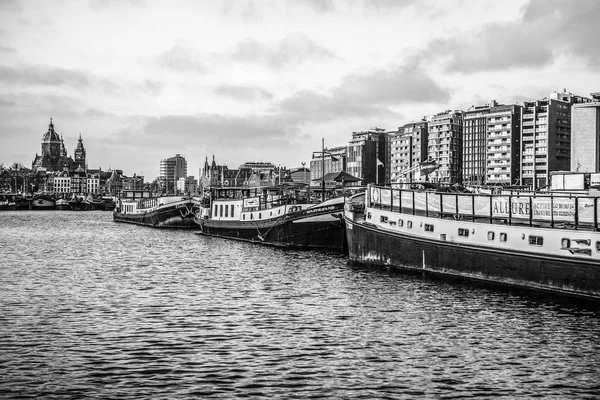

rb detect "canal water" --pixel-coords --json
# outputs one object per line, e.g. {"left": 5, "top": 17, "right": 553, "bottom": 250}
{"left": 1, "top": 211, "right": 599, "bottom": 399}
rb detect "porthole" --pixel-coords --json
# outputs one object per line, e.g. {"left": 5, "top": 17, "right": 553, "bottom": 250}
{"left": 487, "top": 231, "right": 495, "bottom": 240}
{"left": 458, "top": 228, "right": 469, "bottom": 237}
{"left": 407, "top": 221, "right": 413, "bottom": 229}
{"left": 500, "top": 233, "right": 507, "bottom": 242}
{"left": 380, "top": 215, "right": 388, "bottom": 223}
{"left": 561, "top": 238, "right": 570, "bottom": 248}
{"left": 424, "top": 224, "right": 434, "bottom": 232}
{"left": 398, "top": 219, "right": 404, "bottom": 227}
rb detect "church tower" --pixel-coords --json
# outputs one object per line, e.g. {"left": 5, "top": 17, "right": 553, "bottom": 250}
{"left": 74, "top": 133, "right": 86, "bottom": 169}
{"left": 41, "top": 118, "right": 61, "bottom": 160}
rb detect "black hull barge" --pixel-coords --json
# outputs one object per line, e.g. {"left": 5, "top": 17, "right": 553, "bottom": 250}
{"left": 195, "top": 185, "right": 346, "bottom": 251}
{"left": 344, "top": 185, "right": 600, "bottom": 301}
{"left": 114, "top": 191, "right": 201, "bottom": 229}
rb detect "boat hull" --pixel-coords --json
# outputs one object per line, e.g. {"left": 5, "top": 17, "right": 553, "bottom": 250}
{"left": 55, "top": 201, "right": 71, "bottom": 210}
{"left": 345, "top": 215, "right": 600, "bottom": 300}
{"left": 113, "top": 201, "right": 199, "bottom": 229}
{"left": 197, "top": 203, "right": 346, "bottom": 251}
{"left": 70, "top": 201, "right": 90, "bottom": 211}
{"left": 30, "top": 197, "right": 56, "bottom": 210}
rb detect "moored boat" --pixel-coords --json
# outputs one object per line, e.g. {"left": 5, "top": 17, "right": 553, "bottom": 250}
{"left": 194, "top": 184, "right": 347, "bottom": 251}
{"left": 344, "top": 184, "right": 600, "bottom": 300}
{"left": 113, "top": 190, "right": 201, "bottom": 229}
{"left": 55, "top": 198, "right": 71, "bottom": 210}
{"left": 30, "top": 194, "right": 56, "bottom": 210}
{"left": 0, "top": 194, "right": 18, "bottom": 211}
{"left": 69, "top": 196, "right": 90, "bottom": 211}
{"left": 86, "top": 194, "right": 105, "bottom": 210}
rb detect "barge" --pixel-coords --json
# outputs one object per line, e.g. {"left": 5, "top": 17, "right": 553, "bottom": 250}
{"left": 113, "top": 190, "right": 201, "bottom": 229}
{"left": 194, "top": 184, "right": 346, "bottom": 251}
{"left": 344, "top": 184, "right": 600, "bottom": 300}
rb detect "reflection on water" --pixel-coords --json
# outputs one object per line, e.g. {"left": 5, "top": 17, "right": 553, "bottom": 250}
{"left": 1, "top": 211, "right": 599, "bottom": 399}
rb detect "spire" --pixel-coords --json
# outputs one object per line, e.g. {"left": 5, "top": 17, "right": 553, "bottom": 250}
{"left": 49, "top": 117, "right": 53, "bottom": 129}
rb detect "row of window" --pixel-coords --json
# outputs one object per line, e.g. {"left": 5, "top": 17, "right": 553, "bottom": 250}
{"left": 373, "top": 213, "right": 575, "bottom": 247}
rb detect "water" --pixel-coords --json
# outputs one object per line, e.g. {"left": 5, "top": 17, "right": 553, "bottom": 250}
{"left": 1, "top": 211, "right": 599, "bottom": 399}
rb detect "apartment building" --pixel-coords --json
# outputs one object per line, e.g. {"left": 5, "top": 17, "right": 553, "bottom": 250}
{"left": 347, "top": 128, "right": 386, "bottom": 185}
{"left": 310, "top": 145, "right": 348, "bottom": 187}
{"left": 388, "top": 121, "right": 429, "bottom": 183}
{"left": 427, "top": 110, "right": 463, "bottom": 184}
{"left": 571, "top": 92, "right": 600, "bottom": 172}
{"left": 463, "top": 101, "right": 522, "bottom": 186}
{"left": 520, "top": 91, "right": 590, "bottom": 189}
{"left": 160, "top": 154, "right": 187, "bottom": 194}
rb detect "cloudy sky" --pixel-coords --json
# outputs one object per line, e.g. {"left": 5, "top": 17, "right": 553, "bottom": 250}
{"left": 1, "top": 0, "right": 598, "bottom": 179}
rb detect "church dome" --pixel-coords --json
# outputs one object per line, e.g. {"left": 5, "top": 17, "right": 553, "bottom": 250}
{"left": 42, "top": 118, "right": 61, "bottom": 143}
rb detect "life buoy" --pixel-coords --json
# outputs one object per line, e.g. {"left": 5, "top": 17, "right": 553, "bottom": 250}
{"left": 372, "top": 189, "right": 379, "bottom": 202}
{"left": 224, "top": 180, "right": 230, "bottom": 186}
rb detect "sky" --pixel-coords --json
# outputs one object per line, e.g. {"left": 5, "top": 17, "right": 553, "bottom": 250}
{"left": 1, "top": 0, "right": 599, "bottom": 180}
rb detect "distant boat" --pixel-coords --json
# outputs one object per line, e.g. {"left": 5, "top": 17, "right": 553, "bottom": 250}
{"left": 0, "top": 194, "right": 18, "bottom": 211}
{"left": 55, "top": 198, "right": 70, "bottom": 210}
{"left": 194, "top": 183, "right": 347, "bottom": 251}
{"left": 69, "top": 196, "right": 90, "bottom": 211}
{"left": 113, "top": 190, "right": 201, "bottom": 229}
{"left": 86, "top": 194, "right": 105, "bottom": 211}
{"left": 31, "top": 194, "right": 55, "bottom": 210}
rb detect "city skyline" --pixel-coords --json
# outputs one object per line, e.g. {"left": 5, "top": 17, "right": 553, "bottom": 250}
{"left": 1, "top": 0, "right": 599, "bottom": 178}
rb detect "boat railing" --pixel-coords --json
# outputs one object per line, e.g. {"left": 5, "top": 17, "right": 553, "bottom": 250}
{"left": 367, "top": 185, "right": 600, "bottom": 231}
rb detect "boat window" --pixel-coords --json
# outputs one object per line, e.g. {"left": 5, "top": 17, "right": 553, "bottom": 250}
{"left": 440, "top": 234, "right": 446, "bottom": 241}
{"left": 487, "top": 231, "right": 495, "bottom": 240}
{"left": 250, "top": 213, "right": 253, "bottom": 220}
{"left": 380, "top": 215, "right": 388, "bottom": 223}
{"left": 596, "top": 241, "right": 600, "bottom": 252}
{"left": 528, "top": 235, "right": 544, "bottom": 246}
{"left": 231, "top": 205, "right": 234, "bottom": 218}
{"left": 243, "top": 214, "right": 246, "bottom": 220}
{"left": 367, "top": 212, "right": 372, "bottom": 219}
{"left": 225, "top": 204, "right": 229, "bottom": 218}
{"left": 270, "top": 211, "right": 273, "bottom": 217}
{"left": 213, "top": 205, "right": 218, "bottom": 217}
{"left": 458, "top": 228, "right": 469, "bottom": 237}
{"left": 398, "top": 219, "right": 404, "bottom": 227}
{"left": 424, "top": 224, "right": 434, "bottom": 232}
{"left": 561, "top": 238, "right": 570, "bottom": 248}
{"left": 259, "top": 213, "right": 262, "bottom": 219}
{"left": 219, "top": 205, "right": 223, "bottom": 217}
{"left": 407, "top": 221, "right": 412, "bottom": 229}
{"left": 500, "top": 233, "right": 507, "bottom": 242}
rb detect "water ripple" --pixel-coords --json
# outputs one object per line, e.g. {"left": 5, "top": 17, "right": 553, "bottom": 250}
{"left": 1, "top": 211, "right": 599, "bottom": 399}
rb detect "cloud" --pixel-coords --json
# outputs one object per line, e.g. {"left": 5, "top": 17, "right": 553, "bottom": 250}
{"left": 154, "top": 45, "right": 207, "bottom": 73}
{"left": 278, "top": 64, "right": 447, "bottom": 123}
{"left": 420, "top": 0, "right": 600, "bottom": 73}
{"left": 279, "top": 90, "right": 393, "bottom": 123}
{"left": 523, "top": 0, "right": 600, "bottom": 63}
{"left": 0, "top": 0, "right": 21, "bottom": 12}
{"left": 0, "top": 45, "right": 16, "bottom": 54}
{"left": 0, "top": 64, "right": 93, "bottom": 87}
{"left": 0, "top": 98, "right": 17, "bottom": 108}
{"left": 214, "top": 84, "right": 273, "bottom": 101}
{"left": 334, "top": 65, "right": 450, "bottom": 104}
{"left": 232, "top": 32, "right": 337, "bottom": 67}
{"left": 142, "top": 114, "right": 299, "bottom": 149}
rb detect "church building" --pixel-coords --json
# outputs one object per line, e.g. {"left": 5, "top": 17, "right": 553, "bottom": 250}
{"left": 31, "top": 118, "right": 86, "bottom": 172}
